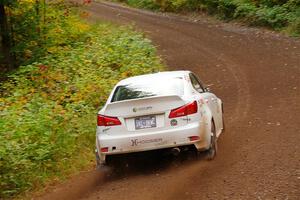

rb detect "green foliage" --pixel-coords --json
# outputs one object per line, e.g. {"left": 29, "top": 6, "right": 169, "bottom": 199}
{"left": 7, "top": 1, "right": 89, "bottom": 65}
{"left": 0, "top": 5, "right": 163, "bottom": 199}
{"left": 0, "top": 0, "right": 17, "bottom": 6}
{"left": 127, "top": 0, "right": 160, "bottom": 9}
{"left": 114, "top": 0, "right": 300, "bottom": 36}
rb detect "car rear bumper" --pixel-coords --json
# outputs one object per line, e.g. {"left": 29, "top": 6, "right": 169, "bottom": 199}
{"left": 96, "top": 121, "right": 209, "bottom": 164}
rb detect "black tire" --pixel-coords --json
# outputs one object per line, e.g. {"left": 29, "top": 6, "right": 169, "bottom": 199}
{"left": 95, "top": 151, "right": 102, "bottom": 170}
{"left": 221, "top": 103, "right": 225, "bottom": 133}
{"left": 96, "top": 154, "right": 111, "bottom": 172}
{"left": 206, "top": 120, "right": 218, "bottom": 160}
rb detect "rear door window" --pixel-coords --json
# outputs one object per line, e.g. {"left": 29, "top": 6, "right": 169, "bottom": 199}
{"left": 189, "top": 73, "right": 205, "bottom": 93}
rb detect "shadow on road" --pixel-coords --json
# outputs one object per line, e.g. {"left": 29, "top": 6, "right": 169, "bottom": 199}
{"left": 101, "top": 147, "right": 207, "bottom": 181}
{"left": 37, "top": 148, "right": 207, "bottom": 200}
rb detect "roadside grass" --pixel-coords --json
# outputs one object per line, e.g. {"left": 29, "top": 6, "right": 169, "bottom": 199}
{"left": 111, "top": 0, "right": 300, "bottom": 36}
{"left": 0, "top": 4, "right": 163, "bottom": 199}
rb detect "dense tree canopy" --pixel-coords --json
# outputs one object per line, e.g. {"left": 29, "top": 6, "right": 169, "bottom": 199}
{"left": 0, "top": 0, "right": 48, "bottom": 72}
{"left": 0, "top": 0, "right": 16, "bottom": 71}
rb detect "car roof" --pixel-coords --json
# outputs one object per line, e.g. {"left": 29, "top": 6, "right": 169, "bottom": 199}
{"left": 118, "top": 70, "right": 191, "bottom": 85}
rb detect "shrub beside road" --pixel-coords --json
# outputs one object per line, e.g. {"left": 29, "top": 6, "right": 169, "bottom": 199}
{"left": 113, "top": 0, "right": 300, "bottom": 36}
{"left": 0, "top": 1, "right": 163, "bottom": 198}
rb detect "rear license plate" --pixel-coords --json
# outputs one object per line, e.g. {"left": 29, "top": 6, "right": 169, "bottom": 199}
{"left": 135, "top": 116, "right": 156, "bottom": 130}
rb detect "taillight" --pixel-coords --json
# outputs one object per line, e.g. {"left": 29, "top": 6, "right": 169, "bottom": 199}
{"left": 97, "top": 115, "right": 121, "bottom": 126}
{"left": 188, "top": 136, "right": 200, "bottom": 141}
{"left": 100, "top": 147, "right": 109, "bottom": 153}
{"left": 169, "top": 101, "right": 198, "bottom": 118}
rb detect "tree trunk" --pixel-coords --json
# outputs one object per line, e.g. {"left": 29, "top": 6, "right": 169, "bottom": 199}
{"left": 0, "top": 4, "right": 14, "bottom": 72}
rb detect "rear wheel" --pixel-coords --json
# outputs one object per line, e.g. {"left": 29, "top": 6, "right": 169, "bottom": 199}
{"left": 95, "top": 151, "right": 102, "bottom": 169}
{"left": 206, "top": 120, "right": 218, "bottom": 160}
{"left": 221, "top": 103, "right": 225, "bottom": 133}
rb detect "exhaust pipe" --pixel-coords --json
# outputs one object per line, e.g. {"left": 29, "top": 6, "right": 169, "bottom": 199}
{"left": 171, "top": 147, "right": 181, "bottom": 156}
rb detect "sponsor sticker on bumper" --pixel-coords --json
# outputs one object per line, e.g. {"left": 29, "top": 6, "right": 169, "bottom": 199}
{"left": 131, "top": 138, "right": 163, "bottom": 146}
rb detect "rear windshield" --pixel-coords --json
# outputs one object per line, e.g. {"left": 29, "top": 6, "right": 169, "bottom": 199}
{"left": 111, "top": 78, "right": 184, "bottom": 102}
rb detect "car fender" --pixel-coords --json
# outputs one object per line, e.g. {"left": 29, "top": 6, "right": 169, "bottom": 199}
{"left": 201, "top": 102, "right": 213, "bottom": 134}
{"left": 194, "top": 104, "right": 213, "bottom": 150}
{"left": 95, "top": 137, "right": 106, "bottom": 164}
{"left": 216, "top": 98, "right": 224, "bottom": 135}
{"left": 217, "top": 98, "right": 223, "bottom": 113}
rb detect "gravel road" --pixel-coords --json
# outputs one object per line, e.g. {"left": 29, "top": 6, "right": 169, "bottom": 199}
{"left": 37, "top": 1, "right": 300, "bottom": 200}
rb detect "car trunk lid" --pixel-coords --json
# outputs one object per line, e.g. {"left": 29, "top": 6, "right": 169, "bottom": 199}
{"left": 103, "top": 95, "right": 185, "bottom": 118}
{"left": 103, "top": 95, "right": 187, "bottom": 132}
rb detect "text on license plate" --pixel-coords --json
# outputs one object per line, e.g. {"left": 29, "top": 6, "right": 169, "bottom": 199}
{"left": 135, "top": 115, "right": 156, "bottom": 130}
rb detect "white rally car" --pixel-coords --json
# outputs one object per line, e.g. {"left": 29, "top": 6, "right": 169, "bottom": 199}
{"left": 95, "top": 71, "right": 224, "bottom": 166}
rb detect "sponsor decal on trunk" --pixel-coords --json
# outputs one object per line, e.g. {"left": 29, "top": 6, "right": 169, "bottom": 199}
{"left": 132, "top": 106, "right": 153, "bottom": 112}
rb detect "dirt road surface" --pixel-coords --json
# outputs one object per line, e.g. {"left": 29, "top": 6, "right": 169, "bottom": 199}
{"left": 38, "top": 1, "right": 300, "bottom": 200}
